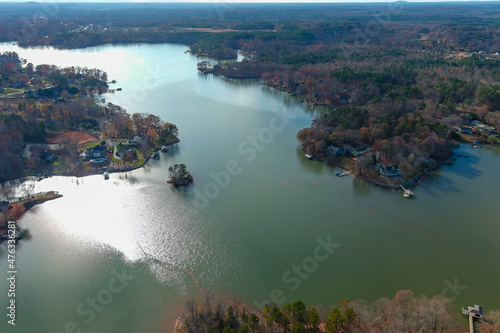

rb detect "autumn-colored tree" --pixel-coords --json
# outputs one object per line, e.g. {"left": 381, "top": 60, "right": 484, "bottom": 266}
{"left": 147, "top": 128, "right": 159, "bottom": 144}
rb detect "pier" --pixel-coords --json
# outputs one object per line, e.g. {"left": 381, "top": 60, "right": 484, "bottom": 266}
{"left": 400, "top": 185, "right": 414, "bottom": 198}
{"left": 462, "top": 304, "right": 484, "bottom": 333}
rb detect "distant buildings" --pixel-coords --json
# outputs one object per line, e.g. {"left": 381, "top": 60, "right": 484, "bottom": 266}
{"left": 457, "top": 121, "right": 496, "bottom": 136}
{"left": 471, "top": 121, "right": 496, "bottom": 135}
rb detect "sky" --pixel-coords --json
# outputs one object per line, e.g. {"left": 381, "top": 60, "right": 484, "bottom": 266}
{"left": 0, "top": 0, "right": 498, "bottom": 3}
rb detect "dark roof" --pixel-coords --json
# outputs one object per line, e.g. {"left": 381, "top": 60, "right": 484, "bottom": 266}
{"left": 40, "top": 150, "right": 54, "bottom": 159}
{"left": 381, "top": 165, "right": 400, "bottom": 173}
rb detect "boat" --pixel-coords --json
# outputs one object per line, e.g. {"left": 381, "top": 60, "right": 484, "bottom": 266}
{"left": 103, "top": 171, "right": 110, "bottom": 179}
{"left": 400, "top": 185, "right": 414, "bottom": 198}
{"left": 305, "top": 154, "right": 314, "bottom": 160}
{"left": 403, "top": 190, "right": 413, "bottom": 198}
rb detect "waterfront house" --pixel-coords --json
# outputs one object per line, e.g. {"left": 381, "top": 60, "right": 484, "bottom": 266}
{"left": 473, "top": 123, "right": 496, "bottom": 135}
{"left": 378, "top": 165, "right": 402, "bottom": 178}
{"left": 39, "top": 150, "right": 55, "bottom": 163}
{"left": 460, "top": 126, "right": 473, "bottom": 134}
{"left": 326, "top": 145, "right": 342, "bottom": 155}
{"left": 84, "top": 145, "right": 107, "bottom": 159}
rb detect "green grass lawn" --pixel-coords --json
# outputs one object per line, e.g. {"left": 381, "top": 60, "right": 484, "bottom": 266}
{"left": 51, "top": 158, "right": 69, "bottom": 173}
{"left": 116, "top": 147, "right": 146, "bottom": 168}
{"left": 81, "top": 142, "right": 99, "bottom": 152}
{"left": 131, "top": 152, "right": 146, "bottom": 168}
{"left": 1, "top": 88, "right": 22, "bottom": 94}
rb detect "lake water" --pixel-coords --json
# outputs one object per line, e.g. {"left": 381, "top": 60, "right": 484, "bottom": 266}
{"left": 1, "top": 43, "right": 499, "bottom": 332}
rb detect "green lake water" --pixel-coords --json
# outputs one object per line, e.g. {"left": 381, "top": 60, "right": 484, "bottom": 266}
{"left": 0, "top": 43, "right": 499, "bottom": 332}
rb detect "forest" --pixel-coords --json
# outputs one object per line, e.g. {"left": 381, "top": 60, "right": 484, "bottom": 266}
{"left": 177, "top": 290, "right": 500, "bottom": 333}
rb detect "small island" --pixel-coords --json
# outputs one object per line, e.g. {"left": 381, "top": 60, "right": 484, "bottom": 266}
{"left": 167, "top": 164, "right": 194, "bottom": 187}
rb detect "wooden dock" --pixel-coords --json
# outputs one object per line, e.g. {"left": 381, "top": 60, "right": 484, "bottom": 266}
{"left": 400, "top": 185, "right": 414, "bottom": 198}
{"left": 462, "top": 304, "right": 484, "bottom": 333}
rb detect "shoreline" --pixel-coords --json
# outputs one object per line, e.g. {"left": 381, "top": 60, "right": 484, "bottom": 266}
{"left": 311, "top": 152, "right": 445, "bottom": 192}
{"left": 0, "top": 192, "right": 63, "bottom": 244}
{"left": 2, "top": 138, "right": 182, "bottom": 185}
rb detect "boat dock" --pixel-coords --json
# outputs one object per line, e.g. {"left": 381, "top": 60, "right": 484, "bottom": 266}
{"left": 462, "top": 304, "right": 484, "bottom": 333}
{"left": 400, "top": 185, "right": 414, "bottom": 198}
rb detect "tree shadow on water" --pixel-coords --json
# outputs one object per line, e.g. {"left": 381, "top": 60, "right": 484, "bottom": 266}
{"left": 419, "top": 174, "right": 463, "bottom": 197}
{"left": 445, "top": 153, "right": 482, "bottom": 180}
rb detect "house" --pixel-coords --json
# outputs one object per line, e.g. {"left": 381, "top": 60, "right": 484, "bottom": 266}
{"left": 45, "top": 119, "right": 58, "bottom": 128}
{"left": 84, "top": 144, "right": 107, "bottom": 160}
{"left": 127, "top": 140, "right": 139, "bottom": 146}
{"left": 39, "top": 150, "right": 55, "bottom": 163}
{"left": 92, "top": 146, "right": 103, "bottom": 158}
{"left": 341, "top": 145, "right": 354, "bottom": 157}
{"left": 92, "top": 145, "right": 106, "bottom": 158}
{"left": 473, "top": 123, "right": 496, "bottom": 135}
{"left": 460, "top": 126, "right": 473, "bottom": 135}
{"left": 326, "top": 145, "right": 342, "bottom": 155}
{"left": 12, "top": 82, "right": 26, "bottom": 88}
{"left": 24, "top": 90, "right": 38, "bottom": 99}
{"left": 378, "top": 165, "right": 402, "bottom": 178}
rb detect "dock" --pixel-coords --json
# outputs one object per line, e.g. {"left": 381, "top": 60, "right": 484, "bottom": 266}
{"left": 462, "top": 304, "right": 484, "bottom": 333}
{"left": 400, "top": 185, "right": 414, "bottom": 198}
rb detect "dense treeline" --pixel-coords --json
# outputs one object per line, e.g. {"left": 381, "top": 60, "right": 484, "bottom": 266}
{"left": 3, "top": 3, "right": 500, "bottom": 55}
{"left": 178, "top": 290, "right": 500, "bottom": 333}
{"left": 187, "top": 4, "right": 500, "bottom": 177}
